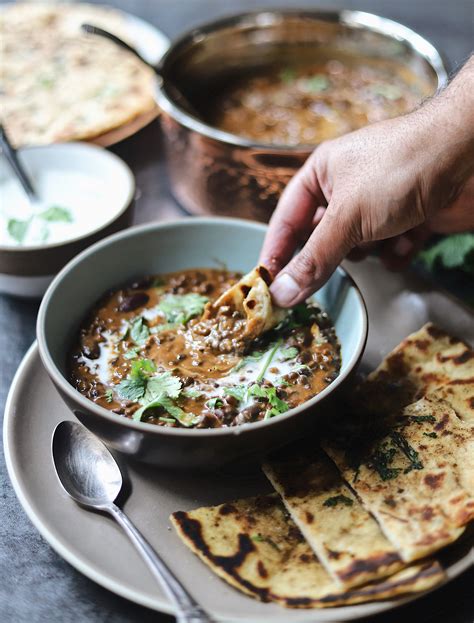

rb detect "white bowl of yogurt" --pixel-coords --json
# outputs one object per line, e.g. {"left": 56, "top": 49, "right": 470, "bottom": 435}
{"left": 0, "top": 142, "right": 135, "bottom": 297}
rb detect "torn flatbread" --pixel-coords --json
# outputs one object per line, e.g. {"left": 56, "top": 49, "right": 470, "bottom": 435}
{"left": 170, "top": 494, "right": 444, "bottom": 608}
{"left": 195, "top": 266, "right": 285, "bottom": 352}
{"left": 0, "top": 3, "right": 156, "bottom": 146}
{"left": 359, "top": 323, "right": 474, "bottom": 422}
{"left": 323, "top": 394, "right": 474, "bottom": 562}
{"left": 263, "top": 446, "right": 405, "bottom": 589}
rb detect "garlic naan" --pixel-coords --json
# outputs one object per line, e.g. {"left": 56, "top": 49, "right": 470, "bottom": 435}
{"left": 263, "top": 446, "right": 405, "bottom": 589}
{"left": 323, "top": 394, "right": 474, "bottom": 562}
{"left": 359, "top": 323, "right": 474, "bottom": 422}
{"left": 171, "top": 494, "right": 444, "bottom": 608}
{"left": 0, "top": 3, "right": 156, "bottom": 146}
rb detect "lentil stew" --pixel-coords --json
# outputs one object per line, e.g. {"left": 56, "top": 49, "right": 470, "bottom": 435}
{"left": 70, "top": 269, "right": 341, "bottom": 428}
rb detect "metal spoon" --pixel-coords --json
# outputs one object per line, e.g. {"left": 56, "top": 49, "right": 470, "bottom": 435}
{"left": 0, "top": 124, "right": 40, "bottom": 204}
{"left": 81, "top": 23, "right": 200, "bottom": 118}
{"left": 52, "top": 420, "right": 214, "bottom": 623}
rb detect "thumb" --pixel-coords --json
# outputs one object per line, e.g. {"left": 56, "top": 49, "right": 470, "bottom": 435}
{"left": 269, "top": 201, "right": 359, "bottom": 307}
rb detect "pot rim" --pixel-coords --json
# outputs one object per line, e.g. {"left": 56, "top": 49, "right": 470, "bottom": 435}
{"left": 155, "top": 8, "right": 449, "bottom": 151}
{"left": 37, "top": 216, "right": 368, "bottom": 439}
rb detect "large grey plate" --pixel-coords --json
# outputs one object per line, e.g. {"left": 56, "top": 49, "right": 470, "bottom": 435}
{"left": 4, "top": 259, "right": 473, "bottom": 622}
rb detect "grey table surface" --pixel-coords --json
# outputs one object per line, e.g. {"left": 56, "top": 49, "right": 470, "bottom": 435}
{"left": 1, "top": 1, "right": 473, "bottom": 622}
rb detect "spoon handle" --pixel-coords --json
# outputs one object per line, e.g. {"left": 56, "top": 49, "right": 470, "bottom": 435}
{"left": 0, "top": 125, "right": 39, "bottom": 203}
{"left": 106, "top": 503, "right": 215, "bottom": 623}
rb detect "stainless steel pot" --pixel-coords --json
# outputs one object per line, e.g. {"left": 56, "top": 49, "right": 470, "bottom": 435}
{"left": 156, "top": 10, "right": 448, "bottom": 222}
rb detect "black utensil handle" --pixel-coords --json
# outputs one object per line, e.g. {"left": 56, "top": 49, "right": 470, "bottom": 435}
{"left": 0, "top": 125, "right": 38, "bottom": 202}
{"left": 81, "top": 23, "right": 158, "bottom": 74}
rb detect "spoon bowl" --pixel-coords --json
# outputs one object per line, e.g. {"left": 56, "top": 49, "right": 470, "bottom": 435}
{"left": 51, "top": 420, "right": 214, "bottom": 623}
{"left": 52, "top": 420, "right": 122, "bottom": 507}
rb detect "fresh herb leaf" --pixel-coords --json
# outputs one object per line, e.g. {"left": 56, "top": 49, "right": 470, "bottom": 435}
{"left": 104, "top": 389, "right": 114, "bottom": 403}
{"left": 159, "top": 417, "right": 176, "bottom": 423}
{"left": 144, "top": 371, "right": 181, "bottom": 401}
{"left": 130, "top": 317, "right": 150, "bottom": 345}
{"left": 117, "top": 376, "right": 147, "bottom": 401}
{"left": 251, "top": 534, "right": 281, "bottom": 551}
{"left": 279, "top": 346, "right": 298, "bottom": 361}
{"left": 370, "top": 84, "right": 402, "bottom": 100}
{"left": 156, "top": 293, "right": 208, "bottom": 325}
{"left": 323, "top": 495, "right": 354, "bottom": 508}
{"left": 182, "top": 388, "right": 203, "bottom": 399}
{"left": 134, "top": 394, "right": 199, "bottom": 427}
{"left": 39, "top": 205, "right": 73, "bottom": 223}
{"left": 7, "top": 218, "right": 30, "bottom": 244}
{"left": 249, "top": 384, "right": 289, "bottom": 415}
{"left": 150, "top": 322, "right": 179, "bottom": 333}
{"left": 423, "top": 432, "right": 438, "bottom": 439}
{"left": 131, "top": 358, "right": 156, "bottom": 377}
{"left": 301, "top": 75, "right": 329, "bottom": 92}
{"left": 222, "top": 385, "right": 247, "bottom": 402}
{"left": 206, "top": 397, "right": 224, "bottom": 410}
{"left": 124, "top": 346, "right": 140, "bottom": 360}
{"left": 409, "top": 415, "right": 436, "bottom": 424}
{"left": 390, "top": 431, "right": 423, "bottom": 472}
{"left": 367, "top": 443, "right": 401, "bottom": 481}
{"left": 418, "top": 233, "right": 474, "bottom": 274}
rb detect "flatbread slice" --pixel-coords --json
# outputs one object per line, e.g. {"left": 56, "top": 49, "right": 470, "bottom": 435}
{"left": 170, "top": 494, "right": 444, "bottom": 608}
{"left": 323, "top": 394, "right": 474, "bottom": 562}
{"left": 196, "top": 266, "right": 285, "bottom": 351}
{"left": 262, "top": 446, "right": 405, "bottom": 589}
{"left": 359, "top": 323, "right": 474, "bottom": 421}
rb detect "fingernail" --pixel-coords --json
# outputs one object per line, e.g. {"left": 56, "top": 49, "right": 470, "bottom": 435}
{"left": 392, "top": 236, "right": 413, "bottom": 257}
{"left": 270, "top": 273, "right": 300, "bottom": 307}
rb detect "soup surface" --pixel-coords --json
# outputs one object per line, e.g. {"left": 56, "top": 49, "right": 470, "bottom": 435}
{"left": 70, "top": 269, "right": 341, "bottom": 428}
{"left": 209, "top": 55, "right": 433, "bottom": 145}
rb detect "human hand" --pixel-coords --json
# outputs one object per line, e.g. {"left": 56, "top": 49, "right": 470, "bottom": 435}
{"left": 260, "top": 57, "right": 474, "bottom": 307}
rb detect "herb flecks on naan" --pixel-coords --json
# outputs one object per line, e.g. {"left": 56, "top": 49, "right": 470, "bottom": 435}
{"left": 171, "top": 494, "right": 444, "bottom": 608}
{"left": 0, "top": 3, "right": 156, "bottom": 146}
{"left": 360, "top": 323, "right": 474, "bottom": 421}
{"left": 263, "top": 446, "right": 405, "bottom": 589}
{"left": 197, "top": 265, "right": 286, "bottom": 352}
{"left": 323, "top": 393, "right": 474, "bottom": 562}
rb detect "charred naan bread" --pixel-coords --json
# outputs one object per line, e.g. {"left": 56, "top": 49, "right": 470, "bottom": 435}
{"left": 197, "top": 266, "right": 285, "bottom": 351}
{"left": 171, "top": 494, "right": 444, "bottom": 608}
{"left": 323, "top": 394, "right": 474, "bottom": 562}
{"left": 0, "top": 3, "right": 156, "bottom": 146}
{"left": 359, "top": 323, "right": 474, "bottom": 422}
{"left": 263, "top": 447, "right": 405, "bottom": 589}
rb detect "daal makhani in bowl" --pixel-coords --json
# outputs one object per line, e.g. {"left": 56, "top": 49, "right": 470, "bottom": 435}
{"left": 37, "top": 218, "right": 367, "bottom": 468}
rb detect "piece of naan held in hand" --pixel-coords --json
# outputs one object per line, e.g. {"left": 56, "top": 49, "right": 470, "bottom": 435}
{"left": 194, "top": 266, "right": 286, "bottom": 352}
{"left": 359, "top": 323, "right": 474, "bottom": 422}
{"left": 263, "top": 446, "right": 405, "bottom": 589}
{"left": 323, "top": 393, "right": 474, "bottom": 562}
{"left": 170, "top": 494, "right": 444, "bottom": 608}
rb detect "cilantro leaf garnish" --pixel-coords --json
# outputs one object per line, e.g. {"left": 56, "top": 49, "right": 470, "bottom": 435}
{"left": 39, "top": 205, "right": 73, "bottom": 223}
{"left": 279, "top": 346, "right": 298, "bottom": 361}
{"left": 206, "top": 397, "right": 224, "bottom": 410}
{"left": 301, "top": 75, "right": 329, "bottom": 92}
{"left": 232, "top": 350, "right": 266, "bottom": 372}
{"left": 104, "top": 389, "right": 114, "bottom": 403}
{"left": 222, "top": 385, "right": 247, "bottom": 402}
{"left": 124, "top": 346, "right": 140, "bottom": 360}
{"left": 130, "top": 317, "right": 150, "bottom": 345}
{"left": 144, "top": 371, "right": 181, "bottom": 401}
{"left": 323, "top": 495, "right": 354, "bottom": 508}
{"left": 182, "top": 388, "right": 203, "bottom": 399}
{"left": 7, "top": 218, "right": 30, "bottom": 244}
{"left": 256, "top": 341, "right": 281, "bottom": 381}
{"left": 116, "top": 358, "right": 156, "bottom": 401}
{"left": 249, "top": 384, "right": 289, "bottom": 417}
{"left": 156, "top": 293, "right": 208, "bottom": 325}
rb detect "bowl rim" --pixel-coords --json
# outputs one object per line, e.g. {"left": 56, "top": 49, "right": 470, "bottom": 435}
{"left": 155, "top": 8, "right": 449, "bottom": 151}
{"left": 0, "top": 141, "right": 135, "bottom": 253}
{"left": 37, "top": 217, "right": 368, "bottom": 438}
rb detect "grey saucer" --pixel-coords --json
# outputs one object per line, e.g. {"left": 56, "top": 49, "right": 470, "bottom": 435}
{"left": 4, "top": 258, "right": 473, "bottom": 622}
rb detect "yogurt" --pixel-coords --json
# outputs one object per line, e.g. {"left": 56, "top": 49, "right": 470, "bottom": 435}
{"left": 0, "top": 167, "right": 124, "bottom": 246}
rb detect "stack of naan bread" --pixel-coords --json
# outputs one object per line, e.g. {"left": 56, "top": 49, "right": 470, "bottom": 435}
{"left": 171, "top": 323, "right": 474, "bottom": 608}
{"left": 0, "top": 2, "right": 156, "bottom": 146}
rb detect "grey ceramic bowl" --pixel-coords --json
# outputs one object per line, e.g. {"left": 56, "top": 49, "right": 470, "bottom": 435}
{"left": 37, "top": 218, "right": 367, "bottom": 468}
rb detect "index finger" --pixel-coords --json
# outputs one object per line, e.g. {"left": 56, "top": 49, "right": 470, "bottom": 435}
{"left": 259, "top": 155, "right": 327, "bottom": 276}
